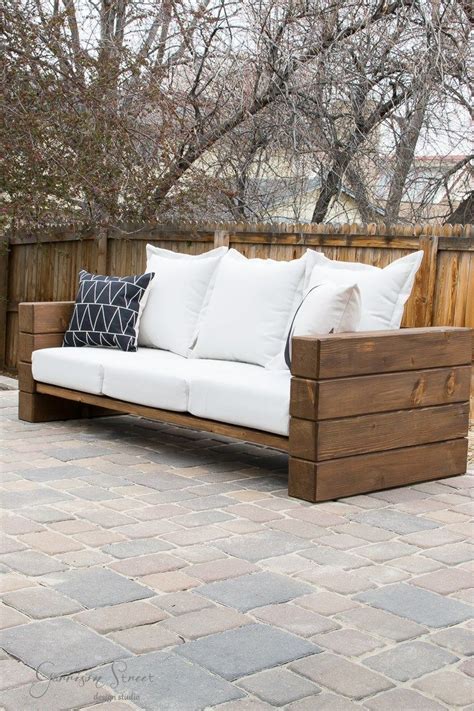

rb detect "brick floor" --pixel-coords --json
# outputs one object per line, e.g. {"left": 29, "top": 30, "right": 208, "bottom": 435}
{"left": 0, "top": 388, "right": 473, "bottom": 710}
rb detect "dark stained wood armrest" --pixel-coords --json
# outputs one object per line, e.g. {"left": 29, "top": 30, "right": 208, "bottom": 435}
{"left": 288, "top": 327, "right": 472, "bottom": 502}
{"left": 19, "top": 301, "right": 75, "bottom": 335}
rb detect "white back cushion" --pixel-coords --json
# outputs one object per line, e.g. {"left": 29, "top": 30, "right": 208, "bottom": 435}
{"left": 192, "top": 249, "right": 306, "bottom": 366}
{"left": 268, "top": 282, "right": 361, "bottom": 370}
{"left": 138, "top": 245, "right": 227, "bottom": 356}
{"left": 308, "top": 250, "right": 423, "bottom": 330}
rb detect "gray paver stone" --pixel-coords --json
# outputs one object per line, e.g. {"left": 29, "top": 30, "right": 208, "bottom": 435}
{"left": 357, "top": 582, "right": 473, "bottom": 627}
{"left": 238, "top": 668, "right": 320, "bottom": 706}
{"left": 0, "top": 618, "right": 130, "bottom": 676}
{"left": 198, "top": 572, "right": 314, "bottom": 612}
{"left": 363, "top": 640, "right": 458, "bottom": 681}
{"left": 53, "top": 567, "right": 154, "bottom": 607}
{"left": 98, "top": 651, "right": 244, "bottom": 709}
{"left": 176, "top": 623, "right": 320, "bottom": 680}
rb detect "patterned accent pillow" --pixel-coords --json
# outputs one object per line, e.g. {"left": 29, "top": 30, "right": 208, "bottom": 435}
{"left": 63, "top": 270, "right": 155, "bottom": 352}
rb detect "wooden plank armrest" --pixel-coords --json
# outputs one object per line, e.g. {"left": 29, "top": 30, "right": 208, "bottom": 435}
{"left": 19, "top": 301, "right": 75, "bottom": 335}
{"left": 288, "top": 327, "right": 472, "bottom": 502}
{"left": 290, "top": 327, "right": 472, "bottom": 380}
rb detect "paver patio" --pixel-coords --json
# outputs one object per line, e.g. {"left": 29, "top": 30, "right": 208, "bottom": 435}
{"left": 0, "top": 386, "right": 473, "bottom": 710}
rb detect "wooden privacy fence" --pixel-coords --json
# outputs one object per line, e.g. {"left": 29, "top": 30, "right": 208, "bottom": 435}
{"left": 1, "top": 221, "right": 473, "bottom": 382}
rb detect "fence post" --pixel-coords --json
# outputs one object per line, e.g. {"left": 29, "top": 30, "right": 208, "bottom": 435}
{"left": 97, "top": 228, "right": 108, "bottom": 274}
{"left": 418, "top": 232, "right": 439, "bottom": 327}
{"left": 0, "top": 234, "right": 9, "bottom": 372}
{"left": 213, "top": 229, "right": 230, "bottom": 249}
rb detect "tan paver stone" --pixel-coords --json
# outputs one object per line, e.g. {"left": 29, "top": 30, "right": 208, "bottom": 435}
{"left": 56, "top": 549, "right": 113, "bottom": 567}
{"left": 114, "top": 520, "right": 177, "bottom": 538}
{"left": 331, "top": 522, "right": 393, "bottom": 542}
{"left": 258, "top": 553, "right": 312, "bottom": 575}
{"left": 252, "top": 603, "right": 340, "bottom": 636}
{"left": 49, "top": 519, "right": 97, "bottom": 534}
{"left": 150, "top": 591, "right": 214, "bottom": 616}
{"left": 226, "top": 504, "right": 282, "bottom": 523}
{"left": 269, "top": 519, "right": 326, "bottom": 539}
{"left": 431, "top": 626, "right": 474, "bottom": 655}
{"left": 291, "top": 509, "right": 347, "bottom": 527}
{"left": 426, "top": 509, "right": 470, "bottom": 524}
{"left": 290, "top": 653, "right": 393, "bottom": 700}
{"left": 0, "top": 514, "right": 44, "bottom": 535}
{"left": 285, "top": 692, "right": 356, "bottom": 710}
{"left": 227, "top": 490, "right": 273, "bottom": 502}
{"left": 76, "top": 508, "right": 137, "bottom": 528}
{"left": 139, "top": 570, "right": 200, "bottom": 592}
{"left": 162, "top": 606, "right": 249, "bottom": 639}
{"left": 355, "top": 542, "right": 420, "bottom": 562}
{"left": 0, "top": 574, "right": 36, "bottom": 593}
{"left": 452, "top": 588, "right": 474, "bottom": 603}
{"left": 102, "top": 497, "right": 145, "bottom": 511}
{"left": 0, "top": 673, "right": 109, "bottom": 710}
{"left": 446, "top": 521, "right": 474, "bottom": 537}
{"left": 0, "top": 659, "right": 37, "bottom": 691}
{"left": 390, "top": 554, "right": 444, "bottom": 573}
{"left": 354, "top": 564, "right": 410, "bottom": 585}
{"left": 108, "top": 622, "right": 182, "bottom": 653}
{"left": 188, "top": 558, "right": 258, "bottom": 583}
{"left": 131, "top": 503, "right": 186, "bottom": 520}
{"left": 460, "top": 659, "right": 474, "bottom": 677}
{"left": 300, "top": 570, "right": 376, "bottom": 594}
{"left": 175, "top": 545, "right": 228, "bottom": 563}
{"left": 312, "top": 628, "right": 384, "bottom": 656}
{"left": 400, "top": 528, "right": 465, "bottom": 547}
{"left": 72, "top": 529, "right": 127, "bottom": 546}
{"left": 295, "top": 592, "right": 360, "bottom": 616}
{"left": 74, "top": 600, "right": 167, "bottom": 632}
{"left": 411, "top": 567, "right": 473, "bottom": 594}
{"left": 110, "top": 553, "right": 186, "bottom": 577}
{"left": 218, "top": 519, "right": 265, "bottom": 535}
{"left": 162, "top": 525, "right": 228, "bottom": 546}
{"left": 414, "top": 670, "right": 474, "bottom": 706}
{"left": 2, "top": 480, "right": 39, "bottom": 491}
{"left": 337, "top": 606, "right": 427, "bottom": 641}
{"left": 317, "top": 533, "right": 368, "bottom": 550}
{"left": 0, "top": 603, "right": 30, "bottom": 629}
{"left": 18, "top": 530, "right": 83, "bottom": 554}
{"left": 363, "top": 688, "right": 445, "bottom": 710}
{"left": 2, "top": 586, "right": 82, "bottom": 618}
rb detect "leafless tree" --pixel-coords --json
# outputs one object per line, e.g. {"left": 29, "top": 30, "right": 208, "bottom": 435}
{"left": 1, "top": 0, "right": 472, "bottom": 227}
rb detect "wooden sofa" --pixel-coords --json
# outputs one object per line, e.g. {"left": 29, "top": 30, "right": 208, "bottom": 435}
{"left": 18, "top": 301, "right": 472, "bottom": 502}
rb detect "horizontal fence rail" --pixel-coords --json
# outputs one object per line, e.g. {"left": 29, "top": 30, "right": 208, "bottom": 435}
{"left": 1, "top": 221, "right": 473, "bottom": 414}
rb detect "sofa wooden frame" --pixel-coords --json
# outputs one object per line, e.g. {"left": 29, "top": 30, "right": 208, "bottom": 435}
{"left": 18, "top": 301, "right": 472, "bottom": 502}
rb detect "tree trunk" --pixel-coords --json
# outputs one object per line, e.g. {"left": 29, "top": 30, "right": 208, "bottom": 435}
{"left": 384, "top": 96, "right": 428, "bottom": 223}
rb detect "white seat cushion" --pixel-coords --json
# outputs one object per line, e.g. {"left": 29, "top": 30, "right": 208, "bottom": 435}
{"left": 32, "top": 347, "right": 109, "bottom": 394}
{"left": 32, "top": 347, "right": 291, "bottom": 435}
{"left": 187, "top": 360, "right": 291, "bottom": 436}
{"left": 102, "top": 348, "right": 190, "bottom": 411}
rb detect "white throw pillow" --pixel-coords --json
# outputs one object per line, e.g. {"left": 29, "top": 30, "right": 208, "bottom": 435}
{"left": 192, "top": 249, "right": 306, "bottom": 366}
{"left": 308, "top": 250, "right": 423, "bottom": 330}
{"left": 269, "top": 282, "right": 361, "bottom": 370}
{"left": 138, "top": 245, "right": 227, "bottom": 356}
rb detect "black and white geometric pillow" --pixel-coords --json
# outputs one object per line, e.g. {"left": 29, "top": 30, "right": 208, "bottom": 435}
{"left": 63, "top": 270, "right": 155, "bottom": 352}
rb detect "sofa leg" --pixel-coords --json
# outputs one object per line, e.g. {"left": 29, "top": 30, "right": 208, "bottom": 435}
{"left": 18, "top": 391, "right": 83, "bottom": 423}
{"left": 288, "top": 458, "right": 318, "bottom": 503}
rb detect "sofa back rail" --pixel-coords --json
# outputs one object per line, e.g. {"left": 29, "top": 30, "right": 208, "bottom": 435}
{"left": 18, "top": 301, "right": 472, "bottom": 502}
